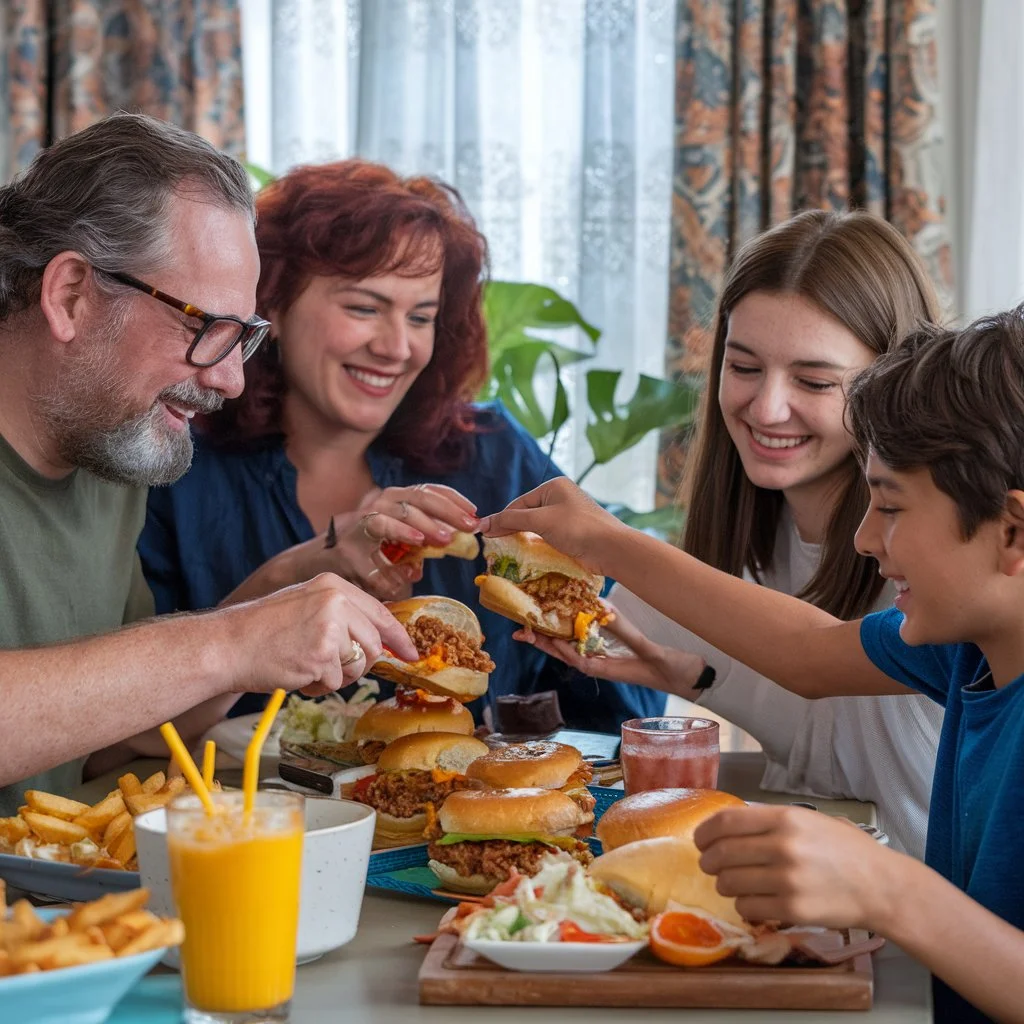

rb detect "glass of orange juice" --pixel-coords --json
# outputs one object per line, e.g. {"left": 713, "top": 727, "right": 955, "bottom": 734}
{"left": 167, "top": 790, "right": 304, "bottom": 1023}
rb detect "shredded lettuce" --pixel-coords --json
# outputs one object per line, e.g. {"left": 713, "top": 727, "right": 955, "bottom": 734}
{"left": 461, "top": 855, "right": 648, "bottom": 943}
{"left": 278, "top": 685, "right": 378, "bottom": 745}
{"left": 490, "top": 554, "right": 521, "bottom": 582}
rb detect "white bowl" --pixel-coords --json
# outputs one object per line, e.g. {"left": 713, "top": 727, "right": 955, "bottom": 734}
{"left": 134, "top": 795, "right": 375, "bottom": 964}
{"left": 462, "top": 936, "right": 646, "bottom": 973}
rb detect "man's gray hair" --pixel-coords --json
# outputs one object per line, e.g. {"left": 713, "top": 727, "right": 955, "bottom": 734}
{"left": 0, "top": 112, "right": 254, "bottom": 322}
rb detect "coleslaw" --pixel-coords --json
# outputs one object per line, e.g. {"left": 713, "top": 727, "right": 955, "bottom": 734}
{"left": 461, "top": 856, "right": 648, "bottom": 943}
{"left": 278, "top": 683, "right": 379, "bottom": 745}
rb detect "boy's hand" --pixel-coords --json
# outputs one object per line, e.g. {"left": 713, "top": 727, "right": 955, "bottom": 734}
{"left": 479, "top": 478, "right": 625, "bottom": 576}
{"left": 694, "top": 805, "right": 894, "bottom": 931}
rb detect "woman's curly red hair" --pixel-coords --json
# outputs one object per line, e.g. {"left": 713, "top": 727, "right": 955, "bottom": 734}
{"left": 203, "top": 159, "right": 490, "bottom": 472}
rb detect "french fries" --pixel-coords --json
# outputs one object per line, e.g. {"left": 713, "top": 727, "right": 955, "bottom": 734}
{"left": 0, "top": 883, "right": 184, "bottom": 978}
{"left": 0, "top": 771, "right": 199, "bottom": 872}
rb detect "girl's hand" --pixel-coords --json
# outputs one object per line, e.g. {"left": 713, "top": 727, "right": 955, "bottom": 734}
{"left": 514, "top": 605, "right": 707, "bottom": 695}
{"left": 694, "top": 805, "right": 895, "bottom": 931}
{"left": 479, "top": 477, "right": 626, "bottom": 576}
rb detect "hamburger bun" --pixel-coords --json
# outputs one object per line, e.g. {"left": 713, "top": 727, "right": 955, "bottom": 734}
{"left": 465, "top": 741, "right": 583, "bottom": 790}
{"left": 597, "top": 789, "right": 745, "bottom": 851}
{"left": 589, "top": 835, "right": 746, "bottom": 927}
{"left": 370, "top": 597, "right": 490, "bottom": 702}
{"left": 437, "top": 787, "right": 593, "bottom": 838}
{"left": 376, "top": 731, "right": 488, "bottom": 774}
{"left": 390, "top": 531, "right": 478, "bottom": 565}
{"left": 353, "top": 694, "right": 474, "bottom": 746}
{"left": 484, "top": 533, "right": 603, "bottom": 587}
{"left": 477, "top": 534, "right": 605, "bottom": 641}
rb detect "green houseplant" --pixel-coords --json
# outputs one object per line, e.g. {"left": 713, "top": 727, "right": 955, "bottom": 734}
{"left": 481, "top": 281, "right": 698, "bottom": 536}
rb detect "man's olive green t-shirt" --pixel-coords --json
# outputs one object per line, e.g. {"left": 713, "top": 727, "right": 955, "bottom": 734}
{"left": 0, "top": 432, "right": 154, "bottom": 815}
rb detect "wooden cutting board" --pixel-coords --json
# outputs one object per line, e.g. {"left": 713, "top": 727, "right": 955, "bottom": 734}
{"left": 419, "top": 931, "right": 876, "bottom": 1010}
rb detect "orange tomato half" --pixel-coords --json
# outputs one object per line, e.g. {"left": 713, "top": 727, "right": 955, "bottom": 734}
{"left": 648, "top": 909, "right": 744, "bottom": 968}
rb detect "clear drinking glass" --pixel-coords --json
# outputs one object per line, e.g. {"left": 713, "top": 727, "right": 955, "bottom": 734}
{"left": 166, "top": 790, "right": 304, "bottom": 1023}
{"left": 620, "top": 717, "right": 721, "bottom": 794}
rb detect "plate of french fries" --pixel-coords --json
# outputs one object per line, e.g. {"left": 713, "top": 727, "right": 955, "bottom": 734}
{"left": 0, "top": 881, "right": 184, "bottom": 1024}
{"left": 0, "top": 770, "right": 197, "bottom": 903}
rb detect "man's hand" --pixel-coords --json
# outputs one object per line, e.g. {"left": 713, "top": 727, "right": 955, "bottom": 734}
{"left": 222, "top": 573, "right": 418, "bottom": 695}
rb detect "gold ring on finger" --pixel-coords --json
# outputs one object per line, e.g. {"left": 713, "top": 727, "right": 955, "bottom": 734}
{"left": 340, "top": 640, "right": 364, "bottom": 667}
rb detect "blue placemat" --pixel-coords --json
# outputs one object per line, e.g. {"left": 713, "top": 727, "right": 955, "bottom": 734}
{"left": 366, "top": 786, "right": 622, "bottom": 903}
{"left": 108, "top": 975, "right": 184, "bottom": 1023}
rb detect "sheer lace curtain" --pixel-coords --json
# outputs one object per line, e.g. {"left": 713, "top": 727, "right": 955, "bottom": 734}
{"left": 240, "top": 0, "right": 676, "bottom": 510}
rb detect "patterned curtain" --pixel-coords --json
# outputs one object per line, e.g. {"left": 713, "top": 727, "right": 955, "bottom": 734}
{"left": 659, "top": 0, "right": 952, "bottom": 499}
{"left": 1, "top": 0, "right": 245, "bottom": 181}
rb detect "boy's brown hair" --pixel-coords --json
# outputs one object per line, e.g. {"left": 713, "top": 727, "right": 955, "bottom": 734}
{"left": 846, "top": 304, "right": 1024, "bottom": 537}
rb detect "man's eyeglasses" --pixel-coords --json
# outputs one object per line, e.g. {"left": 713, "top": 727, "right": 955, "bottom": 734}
{"left": 102, "top": 270, "right": 271, "bottom": 368}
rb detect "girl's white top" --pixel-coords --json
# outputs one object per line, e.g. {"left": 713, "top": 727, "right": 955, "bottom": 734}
{"left": 608, "top": 509, "right": 942, "bottom": 858}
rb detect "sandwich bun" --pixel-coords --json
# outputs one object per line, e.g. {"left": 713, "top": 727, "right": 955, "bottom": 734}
{"left": 597, "top": 789, "right": 745, "bottom": 851}
{"left": 352, "top": 694, "right": 474, "bottom": 745}
{"left": 477, "top": 534, "right": 604, "bottom": 641}
{"left": 376, "top": 731, "right": 488, "bottom": 774}
{"left": 483, "top": 533, "right": 603, "bottom": 588}
{"left": 437, "top": 787, "right": 593, "bottom": 838}
{"left": 384, "top": 531, "right": 479, "bottom": 566}
{"left": 370, "top": 596, "right": 490, "bottom": 702}
{"left": 589, "top": 835, "right": 746, "bottom": 928}
{"left": 370, "top": 810, "right": 431, "bottom": 849}
{"left": 466, "top": 741, "right": 583, "bottom": 790}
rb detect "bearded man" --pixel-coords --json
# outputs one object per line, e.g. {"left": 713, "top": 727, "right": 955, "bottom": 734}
{"left": 0, "top": 113, "right": 415, "bottom": 810}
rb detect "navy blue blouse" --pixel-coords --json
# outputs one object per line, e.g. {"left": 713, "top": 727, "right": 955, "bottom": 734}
{"left": 138, "top": 403, "right": 665, "bottom": 732}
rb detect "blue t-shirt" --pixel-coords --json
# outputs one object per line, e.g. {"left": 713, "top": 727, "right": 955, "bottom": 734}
{"left": 861, "top": 607, "right": 1024, "bottom": 1024}
{"left": 138, "top": 402, "right": 664, "bottom": 732}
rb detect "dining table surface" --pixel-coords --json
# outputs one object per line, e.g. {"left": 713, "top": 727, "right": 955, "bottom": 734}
{"left": 69, "top": 749, "right": 932, "bottom": 1023}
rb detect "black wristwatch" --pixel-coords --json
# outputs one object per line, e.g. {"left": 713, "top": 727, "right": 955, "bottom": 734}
{"left": 693, "top": 664, "right": 717, "bottom": 691}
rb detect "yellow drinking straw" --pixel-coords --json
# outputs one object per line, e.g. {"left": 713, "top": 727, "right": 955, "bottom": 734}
{"left": 159, "top": 722, "right": 216, "bottom": 816}
{"left": 243, "top": 688, "right": 287, "bottom": 816}
{"left": 202, "top": 740, "right": 216, "bottom": 790}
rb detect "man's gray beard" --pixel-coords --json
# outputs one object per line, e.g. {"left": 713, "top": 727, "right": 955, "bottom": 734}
{"left": 40, "top": 352, "right": 224, "bottom": 487}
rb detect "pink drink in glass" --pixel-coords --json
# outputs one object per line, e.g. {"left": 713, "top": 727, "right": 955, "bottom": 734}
{"left": 620, "top": 717, "right": 720, "bottom": 794}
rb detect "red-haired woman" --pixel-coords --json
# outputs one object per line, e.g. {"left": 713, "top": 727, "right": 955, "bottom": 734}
{"left": 137, "top": 159, "right": 665, "bottom": 729}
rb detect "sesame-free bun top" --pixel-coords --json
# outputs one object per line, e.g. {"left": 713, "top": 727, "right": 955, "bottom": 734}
{"left": 596, "top": 788, "right": 746, "bottom": 852}
{"left": 589, "top": 836, "right": 746, "bottom": 927}
{"left": 375, "top": 731, "right": 489, "bottom": 774}
{"left": 465, "top": 741, "right": 583, "bottom": 790}
{"left": 437, "top": 787, "right": 593, "bottom": 837}
{"left": 482, "top": 533, "right": 603, "bottom": 591}
{"left": 388, "top": 531, "right": 479, "bottom": 565}
{"left": 352, "top": 693, "right": 474, "bottom": 744}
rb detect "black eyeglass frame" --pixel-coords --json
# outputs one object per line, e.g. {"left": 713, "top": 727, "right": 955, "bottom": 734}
{"left": 102, "top": 270, "right": 270, "bottom": 368}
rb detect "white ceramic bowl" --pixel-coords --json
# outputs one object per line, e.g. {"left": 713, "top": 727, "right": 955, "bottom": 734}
{"left": 134, "top": 795, "right": 375, "bottom": 964}
{"left": 462, "top": 936, "right": 646, "bottom": 973}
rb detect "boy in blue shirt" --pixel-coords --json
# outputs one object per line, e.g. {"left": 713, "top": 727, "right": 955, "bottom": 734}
{"left": 483, "top": 306, "right": 1024, "bottom": 1023}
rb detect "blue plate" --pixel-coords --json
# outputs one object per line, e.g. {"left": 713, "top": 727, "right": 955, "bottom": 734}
{"left": 0, "top": 853, "right": 140, "bottom": 903}
{"left": 0, "top": 908, "right": 171, "bottom": 1024}
{"left": 366, "top": 785, "right": 623, "bottom": 903}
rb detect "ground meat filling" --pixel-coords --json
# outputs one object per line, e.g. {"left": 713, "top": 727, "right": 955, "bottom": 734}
{"left": 519, "top": 574, "right": 603, "bottom": 621}
{"left": 405, "top": 616, "right": 495, "bottom": 673}
{"left": 355, "top": 770, "right": 471, "bottom": 819}
{"left": 427, "top": 837, "right": 593, "bottom": 883}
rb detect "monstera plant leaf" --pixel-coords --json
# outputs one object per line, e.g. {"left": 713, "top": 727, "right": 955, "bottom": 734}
{"left": 488, "top": 342, "right": 586, "bottom": 438}
{"left": 244, "top": 162, "right": 277, "bottom": 190}
{"left": 482, "top": 282, "right": 600, "bottom": 437}
{"left": 603, "top": 503, "right": 686, "bottom": 540}
{"left": 484, "top": 281, "right": 600, "bottom": 361}
{"left": 581, "top": 371, "right": 700, "bottom": 482}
